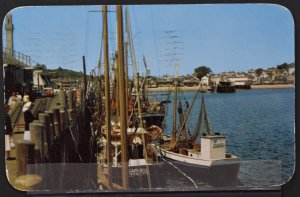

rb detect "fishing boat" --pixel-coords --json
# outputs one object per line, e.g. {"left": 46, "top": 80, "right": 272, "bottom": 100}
{"left": 217, "top": 81, "right": 236, "bottom": 93}
{"left": 97, "top": 5, "right": 166, "bottom": 190}
{"left": 98, "top": 125, "right": 164, "bottom": 189}
{"left": 151, "top": 83, "right": 240, "bottom": 186}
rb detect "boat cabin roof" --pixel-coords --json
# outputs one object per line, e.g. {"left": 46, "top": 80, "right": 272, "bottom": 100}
{"left": 201, "top": 135, "right": 225, "bottom": 139}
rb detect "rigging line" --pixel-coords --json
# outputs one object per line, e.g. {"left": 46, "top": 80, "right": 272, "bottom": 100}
{"left": 160, "top": 155, "right": 198, "bottom": 188}
{"left": 96, "top": 17, "right": 104, "bottom": 76}
{"left": 86, "top": 121, "right": 95, "bottom": 188}
{"left": 68, "top": 117, "right": 83, "bottom": 162}
{"left": 126, "top": 6, "right": 143, "bottom": 127}
{"left": 84, "top": 8, "right": 90, "bottom": 62}
{"left": 173, "top": 85, "right": 201, "bottom": 147}
{"left": 132, "top": 6, "right": 145, "bottom": 60}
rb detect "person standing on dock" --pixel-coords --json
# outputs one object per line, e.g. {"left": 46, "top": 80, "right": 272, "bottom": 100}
{"left": 7, "top": 92, "right": 16, "bottom": 105}
{"left": 23, "top": 93, "right": 30, "bottom": 103}
{"left": 8, "top": 92, "right": 17, "bottom": 110}
{"left": 16, "top": 92, "right": 22, "bottom": 102}
{"left": 23, "top": 100, "right": 34, "bottom": 140}
{"left": 5, "top": 105, "right": 14, "bottom": 160}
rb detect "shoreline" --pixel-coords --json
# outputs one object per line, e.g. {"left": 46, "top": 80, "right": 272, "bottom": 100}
{"left": 250, "top": 84, "right": 294, "bottom": 89}
{"left": 146, "top": 84, "right": 294, "bottom": 92}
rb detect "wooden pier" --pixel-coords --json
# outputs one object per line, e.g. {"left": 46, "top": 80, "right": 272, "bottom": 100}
{"left": 6, "top": 91, "right": 98, "bottom": 192}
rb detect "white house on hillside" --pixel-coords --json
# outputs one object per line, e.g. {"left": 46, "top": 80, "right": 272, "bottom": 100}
{"left": 200, "top": 76, "right": 209, "bottom": 85}
{"left": 287, "top": 63, "right": 295, "bottom": 74}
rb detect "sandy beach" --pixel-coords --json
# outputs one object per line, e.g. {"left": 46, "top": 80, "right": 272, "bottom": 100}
{"left": 250, "top": 84, "right": 294, "bottom": 89}
{"left": 146, "top": 84, "right": 294, "bottom": 92}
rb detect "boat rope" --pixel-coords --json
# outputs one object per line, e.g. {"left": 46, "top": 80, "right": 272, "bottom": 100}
{"left": 160, "top": 154, "right": 198, "bottom": 189}
{"left": 67, "top": 111, "right": 83, "bottom": 162}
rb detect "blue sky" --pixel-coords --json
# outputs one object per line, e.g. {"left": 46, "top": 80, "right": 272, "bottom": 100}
{"left": 2, "top": 4, "right": 294, "bottom": 76}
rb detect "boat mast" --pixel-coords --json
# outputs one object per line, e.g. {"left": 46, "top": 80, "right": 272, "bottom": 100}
{"left": 172, "top": 85, "right": 202, "bottom": 148}
{"left": 125, "top": 41, "right": 129, "bottom": 125}
{"left": 116, "top": 5, "right": 129, "bottom": 189}
{"left": 115, "top": 54, "right": 120, "bottom": 119}
{"left": 172, "top": 59, "right": 178, "bottom": 141}
{"left": 103, "top": 5, "right": 112, "bottom": 189}
{"left": 82, "top": 56, "right": 87, "bottom": 113}
{"left": 125, "top": 6, "right": 143, "bottom": 128}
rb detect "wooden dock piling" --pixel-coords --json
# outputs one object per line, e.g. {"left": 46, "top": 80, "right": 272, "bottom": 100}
{"left": 29, "top": 122, "right": 45, "bottom": 163}
{"left": 44, "top": 110, "right": 55, "bottom": 141}
{"left": 15, "top": 140, "right": 35, "bottom": 177}
{"left": 51, "top": 107, "right": 61, "bottom": 138}
{"left": 38, "top": 113, "right": 51, "bottom": 162}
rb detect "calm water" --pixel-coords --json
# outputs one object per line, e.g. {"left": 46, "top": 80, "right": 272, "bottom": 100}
{"left": 153, "top": 88, "right": 295, "bottom": 188}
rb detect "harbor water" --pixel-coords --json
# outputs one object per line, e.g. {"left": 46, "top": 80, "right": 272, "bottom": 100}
{"left": 153, "top": 88, "right": 295, "bottom": 188}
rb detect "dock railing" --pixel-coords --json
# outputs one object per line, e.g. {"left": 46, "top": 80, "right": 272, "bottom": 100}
{"left": 2, "top": 47, "right": 33, "bottom": 67}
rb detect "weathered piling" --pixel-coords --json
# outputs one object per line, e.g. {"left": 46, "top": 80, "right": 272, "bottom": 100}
{"left": 78, "top": 88, "right": 83, "bottom": 105}
{"left": 51, "top": 107, "right": 62, "bottom": 162}
{"left": 67, "top": 90, "right": 75, "bottom": 121}
{"left": 38, "top": 113, "right": 51, "bottom": 162}
{"left": 60, "top": 107, "right": 66, "bottom": 134}
{"left": 51, "top": 107, "right": 61, "bottom": 138}
{"left": 44, "top": 110, "right": 55, "bottom": 142}
{"left": 58, "top": 90, "right": 66, "bottom": 107}
{"left": 29, "top": 122, "right": 45, "bottom": 163}
{"left": 59, "top": 106, "right": 68, "bottom": 162}
{"left": 45, "top": 97, "right": 52, "bottom": 111}
{"left": 15, "top": 140, "right": 35, "bottom": 177}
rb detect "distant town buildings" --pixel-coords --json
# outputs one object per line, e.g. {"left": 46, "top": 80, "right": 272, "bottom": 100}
{"left": 150, "top": 63, "right": 295, "bottom": 88}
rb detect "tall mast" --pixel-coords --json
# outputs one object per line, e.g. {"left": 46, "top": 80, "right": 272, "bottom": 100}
{"left": 172, "top": 59, "right": 178, "bottom": 141}
{"left": 125, "top": 6, "right": 143, "bottom": 128}
{"left": 125, "top": 41, "right": 129, "bottom": 125}
{"left": 116, "top": 5, "right": 129, "bottom": 189}
{"left": 115, "top": 53, "right": 120, "bottom": 119}
{"left": 82, "top": 56, "right": 87, "bottom": 97}
{"left": 82, "top": 56, "right": 87, "bottom": 114}
{"left": 103, "top": 5, "right": 112, "bottom": 189}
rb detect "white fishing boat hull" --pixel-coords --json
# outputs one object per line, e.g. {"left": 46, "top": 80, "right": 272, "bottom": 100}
{"left": 101, "top": 159, "right": 166, "bottom": 189}
{"left": 152, "top": 144, "right": 240, "bottom": 186}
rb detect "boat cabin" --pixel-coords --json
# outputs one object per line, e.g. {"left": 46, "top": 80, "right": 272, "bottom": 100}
{"left": 199, "top": 135, "right": 226, "bottom": 160}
